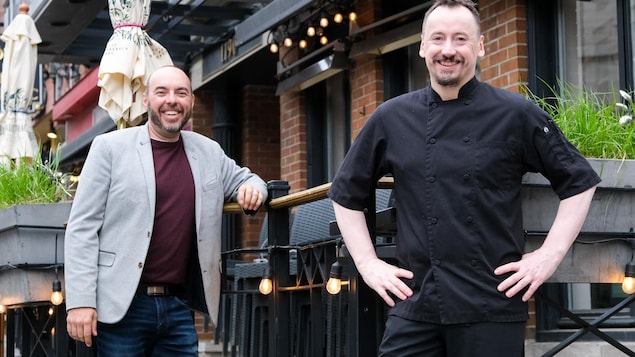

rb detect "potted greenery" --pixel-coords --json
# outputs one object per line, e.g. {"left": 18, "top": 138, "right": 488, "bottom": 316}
{"left": 0, "top": 152, "right": 73, "bottom": 306}
{"left": 522, "top": 84, "right": 635, "bottom": 283}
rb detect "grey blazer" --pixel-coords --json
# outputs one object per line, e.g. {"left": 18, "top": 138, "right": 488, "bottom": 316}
{"left": 64, "top": 125, "right": 267, "bottom": 326}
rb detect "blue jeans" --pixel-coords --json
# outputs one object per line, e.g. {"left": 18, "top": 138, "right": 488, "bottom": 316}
{"left": 96, "top": 294, "right": 198, "bottom": 356}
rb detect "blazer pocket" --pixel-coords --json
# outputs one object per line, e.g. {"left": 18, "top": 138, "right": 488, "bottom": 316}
{"left": 98, "top": 251, "right": 116, "bottom": 267}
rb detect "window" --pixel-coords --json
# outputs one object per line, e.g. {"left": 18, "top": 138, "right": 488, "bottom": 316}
{"left": 529, "top": 0, "right": 635, "bottom": 342}
{"left": 559, "top": 0, "right": 620, "bottom": 91}
{"left": 305, "top": 72, "right": 350, "bottom": 188}
{"left": 384, "top": 42, "right": 430, "bottom": 100}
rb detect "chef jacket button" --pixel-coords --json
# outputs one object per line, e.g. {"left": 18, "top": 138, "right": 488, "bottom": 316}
{"left": 471, "top": 260, "right": 477, "bottom": 266}
{"left": 463, "top": 136, "right": 470, "bottom": 143}
{"left": 431, "top": 103, "right": 438, "bottom": 108}
{"left": 428, "top": 176, "right": 436, "bottom": 183}
{"left": 464, "top": 100, "right": 471, "bottom": 105}
{"left": 433, "top": 259, "right": 441, "bottom": 266}
{"left": 463, "top": 174, "right": 470, "bottom": 181}
{"left": 138, "top": 262, "right": 143, "bottom": 269}
{"left": 429, "top": 217, "right": 438, "bottom": 224}
{"left": 429, "top": 137, "right": 436, "bottom": 144}
{"left": 147, "top": 231, "right": 151, "bottom": 238}
{"left": 466, "top": 216, "right": 474, "bottom": 223}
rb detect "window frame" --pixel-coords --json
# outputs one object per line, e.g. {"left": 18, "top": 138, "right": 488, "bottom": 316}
{"left": 527, "top": 0, "right": 635, "bottom": 342}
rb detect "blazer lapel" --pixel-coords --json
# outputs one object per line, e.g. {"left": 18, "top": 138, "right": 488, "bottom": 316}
{"left": 136, "top": 126, "right": 157, "bottom": 221}
{"left": 182, "top": 136, "right": 202, "bottom": 232}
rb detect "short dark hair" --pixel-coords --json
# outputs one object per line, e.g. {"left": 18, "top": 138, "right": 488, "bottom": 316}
{"left": 422, "top": 0, "right": 481, "bottom": 36}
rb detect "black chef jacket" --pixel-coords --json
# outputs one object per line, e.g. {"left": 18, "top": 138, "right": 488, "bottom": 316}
{"left": 328, "top": 77, "right": 601, "bottom": 324}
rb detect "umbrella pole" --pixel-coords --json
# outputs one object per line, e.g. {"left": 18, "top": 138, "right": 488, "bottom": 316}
{"left": 117, "top": 118, "right": 127, "bottom": 130}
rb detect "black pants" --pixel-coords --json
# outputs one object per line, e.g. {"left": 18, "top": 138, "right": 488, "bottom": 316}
{"left": 378, "top": 315, "right": 526, "bottom": 357}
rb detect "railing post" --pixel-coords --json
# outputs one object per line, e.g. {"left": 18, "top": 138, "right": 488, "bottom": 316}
{"left": 347, "top": 193, "right": 383, "bottom": 356}
{"left": 267, "top": 180, "right": 291, "bottom": 357}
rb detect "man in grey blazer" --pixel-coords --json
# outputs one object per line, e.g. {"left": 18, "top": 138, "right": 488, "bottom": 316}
{"left": 64, "top": 65, "right": 267, "bottom": 355}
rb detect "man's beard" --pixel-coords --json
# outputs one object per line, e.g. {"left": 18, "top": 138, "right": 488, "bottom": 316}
{"left": 434, "top": 55, "right": 463, "bottom": 87}
{"left": 436, "top": 74, "right": 461, "bottom": 87}
{"left": 148, "top": 105, "right": 190, "bottom": 134}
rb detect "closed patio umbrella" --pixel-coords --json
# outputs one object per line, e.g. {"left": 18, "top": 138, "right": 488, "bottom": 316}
{"left": 0, "top": 2, "right": 41, "bottom": 163}
{"left": 98, "top": 0, "right": 173, "bottom": 129}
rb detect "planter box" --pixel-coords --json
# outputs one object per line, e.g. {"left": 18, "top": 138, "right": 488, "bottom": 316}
{"left": 522, "top": 159, "right": 635, "bottom": 283}
{"left": 0, "top": 203, "right": 72, "bottom": 306}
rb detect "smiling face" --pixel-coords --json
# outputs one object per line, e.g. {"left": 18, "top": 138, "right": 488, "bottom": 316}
{"left": 419, "top": 4, "right": 484, "bottom": 98}
{"left": 143, "top": 66, "right": 195, "bottom": 142}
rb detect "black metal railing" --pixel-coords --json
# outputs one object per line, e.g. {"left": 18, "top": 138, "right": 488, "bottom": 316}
{"left": 220, "top": 178, "right": 395, "bottom": 357}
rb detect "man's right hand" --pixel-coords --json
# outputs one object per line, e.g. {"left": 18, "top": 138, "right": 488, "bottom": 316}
{"left": 67, "top": 307, "right": 98, "bottom": 347}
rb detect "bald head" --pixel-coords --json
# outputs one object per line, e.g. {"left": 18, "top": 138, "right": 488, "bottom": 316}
{"left": 143, "top": 66, "right": 195, "bottom": 141}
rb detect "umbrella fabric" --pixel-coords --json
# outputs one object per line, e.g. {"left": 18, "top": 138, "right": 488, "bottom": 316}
{"left": 0, "top": 5, "right": 41, "bottom": 162}
{"left": 98, "top": 0, "right": 173, "bottom": 126}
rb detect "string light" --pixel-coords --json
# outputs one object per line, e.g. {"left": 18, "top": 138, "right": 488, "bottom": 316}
{"left": 623, "top": 240, "right": 635, "bottom": 294}
{"left": 319, "top": 14, "right": 329, "bottom": 28}
{"left": 327, "top": 240, "right": 344, "bottom": 295}
{"left": 306, "top": 25, "right": 316, "bottom": 37}
{"left": 333, "top": 11, "right": 344, "bottom": 24}
{"left": 267, "top": 1, "right": 355, "bottom": 53}
{"left": 349, "top": 10, "right": 358, "bottom": 22}
{"left": 51, "top": 280, "right": 64, "bottom": 305}
{"left": 51, "top": 234, "right": 64, "bottom": 305}
{"left": 326, "top": 260, "right": 343, "bottom": 294}
{"left": 259, "top": 265, "right": 273, "bottom": 295}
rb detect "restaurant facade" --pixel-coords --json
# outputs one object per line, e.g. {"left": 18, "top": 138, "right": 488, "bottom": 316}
{"left": 2, "top": 0, "right": 635, "bottom": 355}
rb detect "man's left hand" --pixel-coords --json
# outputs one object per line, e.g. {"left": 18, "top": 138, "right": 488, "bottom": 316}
{"left": 494, "top": 247, "right": 560, "bottom": 302}
{"left": 237, "top": 185, "right": 264, "bottom": 212}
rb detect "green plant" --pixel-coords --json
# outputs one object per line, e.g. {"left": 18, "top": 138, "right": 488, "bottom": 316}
{"left": 0, "top": 152, "right": 73, "bottom": 210}
{"left": 525, "top": 82, "right": 635, "bottom": 160}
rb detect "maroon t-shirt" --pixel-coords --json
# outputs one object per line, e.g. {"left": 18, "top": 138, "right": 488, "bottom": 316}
{"left": 141, "top": 137, "right": 196, "bottom": 286}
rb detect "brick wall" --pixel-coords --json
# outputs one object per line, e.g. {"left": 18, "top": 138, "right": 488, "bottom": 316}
{"left": 479, "top": 0, "right": 529, "bottom": 92}
{"left": 350, "top": 55, "right": 384, "bottom": 139}
{"left": 241, "top": 85, "right": 280, "bottom": 248}
{"left": 279, "top": 91, "right": 307, "bottom": 193}
{"left": 191, "top": 89, "right": 214, "bottom": 139}
{"left": 349, "top": 0, "right": 384, "bottom": 139}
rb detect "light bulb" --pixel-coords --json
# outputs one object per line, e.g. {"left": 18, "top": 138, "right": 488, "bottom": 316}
{"left": 47, "top": 131, "right": 58, "bottom": 139}
{"left": 326, "top": 261, "right": 343, "bottom": 295}
{"left": 623, "top": 260, "right": 635, "bottom": 294}
{"left": 48, "top": 307, "right": 54, "bottom": 316}
{"left": 623, "top": 276, "right": 635, "bottom": 294}
{"left": 307, "top": 26, "right": 316, "bottom": 37}
{"left": 269, "top": 42, "right": 279, "bottom": 53}
{"left": 51, "top": 280, "right": 64, "bottom": 305}
{"left": 259, "top": 277, "right": 273, "bottom": 295}
{"left": 299, "top": 39, "right": 307, "bottom": 49}
{"left": 51, "top": 291, "right": 64, "bottom": 305}
{"left": 326, "top": 277, "right": 342, "bottom": 295}
{"left": 334, "top": 12, "right": 344, "bottom": 24}
{"left": 319, "top": 16, "right": 329, "bottom": 28}
{"left": 320, "top": 35, "right": 328, "bottom": 45}
{"left": 283, "top": 37, "right": 293, "bottom": 48}
{"left": 349, "top": 11, "right": 358, "bottom": 22}
{"left": 0, "top": 304, "right": 5, "bottom": 313}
